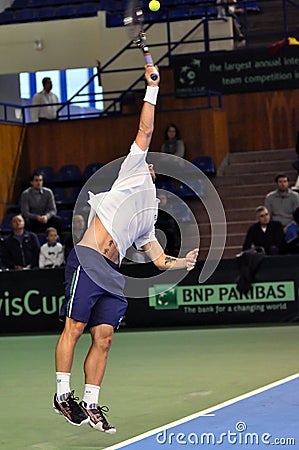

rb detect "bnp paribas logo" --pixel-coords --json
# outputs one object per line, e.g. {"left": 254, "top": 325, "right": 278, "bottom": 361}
{"left": 148, "top": 285, "right": 178, "bottom": 310}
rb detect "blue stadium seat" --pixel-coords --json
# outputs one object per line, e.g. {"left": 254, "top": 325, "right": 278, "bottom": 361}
{"left": 176, "top": 180, "right": 204, "bottom": 198}
{"left": 34, "top": 166, "right": 56, "bottom": 183}
{"left": 82, "top": 162, "right": 104, "bottom": 181}
{"left": 59, "top": 210, "right": 73, "bottom": 231}
{"left": 55, "top": 164, "right": 81, "bottom": 182}
{"left": 53, "top": 187, "right": 69, "bottom": 205}
{"left": 192, "top": 156, "right": 216, "bottom": 176}
{"left": 0, "top": 213, "right": 15, "bottom": 233}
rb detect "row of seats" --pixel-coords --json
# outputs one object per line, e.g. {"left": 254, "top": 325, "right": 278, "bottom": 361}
{"left": 36, "top": 156, "right": 215, "bottom": 184}
{"left": 0, "top": 156, "right": 215, "bottom": 233}
{"left": 0, "top": 0, "right": 260, "bottom": 26}
{"left": 36, "top": 162, "right": 104, "bottom": 183}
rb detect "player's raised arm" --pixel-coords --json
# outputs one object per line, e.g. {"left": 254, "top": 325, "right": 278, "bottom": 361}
{"left": 135, "top": 64, "right": 160, "bottom": 152}
{"left": 142, "top": 240, "right": 199, "bottom": 271}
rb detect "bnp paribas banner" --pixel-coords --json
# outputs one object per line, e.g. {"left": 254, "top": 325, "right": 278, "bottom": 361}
{"left": 148, "top": 282, "right": 296, "bottom": 316}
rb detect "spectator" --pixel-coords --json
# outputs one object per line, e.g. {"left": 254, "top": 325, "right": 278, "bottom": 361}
{"left": 31, "top": 77, "right": 59, "bottom": 122}
{"left": 64, "top": 214, "right": 86, "bottom": 259}
{"left": 161, "top": 123, "right": 185, "bottom": 158}
{"left": 242, "top": 206, "right": 285, "bottom": 255}
{"left": 2, "top": 214, "right": 40, "bottom": 269}
{"left": 39, "top": 227, "right": 64, "bottom": 268}
{"left": 21, "top": 171, "right": 63, "bottom": 238}
{"left": 217, "top": 0, "right": 245, "bottom": 45}
{"left": 155, "top": 192, "right": 180, "bottom": 256}
{"left": 285, "top": 210, "right": 299, "bottom": 253}
{"left": 264, "top": 174, "right": 299, "bottom": 228}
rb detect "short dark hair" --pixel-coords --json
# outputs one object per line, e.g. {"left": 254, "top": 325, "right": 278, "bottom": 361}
{"left": 31, "top": 171, "right": 43, "bottom": 181}
{"left": 46, "top": 227, "right": 57, "bottom": 237}
{"left": 42, "top": 77, "right": 51, "bottom": 87}
{"left": 255, "top": 205, "right": 266, "bottom": 215}
{"left": 275, "top": 174, "right": 289, "bottom": 183}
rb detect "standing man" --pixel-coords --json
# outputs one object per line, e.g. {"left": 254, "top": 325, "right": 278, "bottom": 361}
{"left": 264, "top": 174, "right": 299, "bottom": 229}
{"left": 53, "top": 65, "right": 198, "bottom": 433}
{"left": 242, "top": 206, "right": 285, "bottom": 255}
{"left": 21, "top": 172, "right": 63, "bottom": 238}
{"left": 31, "top": 77, "right": 59, "bottom": 122}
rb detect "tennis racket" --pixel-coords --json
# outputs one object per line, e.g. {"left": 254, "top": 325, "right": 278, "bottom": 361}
{"left": 123, "top": 0, "right": 158, "bottom": 80}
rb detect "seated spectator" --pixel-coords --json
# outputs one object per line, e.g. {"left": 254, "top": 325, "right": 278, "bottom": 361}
{"left": 155, "top": 192, "right": 180, "bottom": 256}
{"left": 161, "top": 124, "right": 185, "bottom": 158}
{"left": 284, "top": 206, "right": 299, "bottom": 254}
{"left": 264, "top": 174, "right": 299, "bottom": 229}
{"left": 39, "top": 227, "right": 64, "bottom": 268}
{"left": 242, "top": 206, "right": 285, "bottom": 255}
{"left": 21, "top": 171, "right": 63, "bottom": 238}
{"left": 64, "top": 214, "right": 86, "bottom": 259}
{"left": 286, "top": 207, "right": 299, "bottom": 241}
{"left": 2, "top": 214, "right": 40, "bottom": 269}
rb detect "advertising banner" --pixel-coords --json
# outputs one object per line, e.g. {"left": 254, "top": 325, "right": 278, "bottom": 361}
{"left": 172, "top": 45, "right": 299, "bottom": 95}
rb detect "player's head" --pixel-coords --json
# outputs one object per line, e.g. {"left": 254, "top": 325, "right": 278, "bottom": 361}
{"left": 157, "top": 192, "right": 168, "bottom": 207}
{"left": 72, "top": 214, "right": 85, "bottom": 233}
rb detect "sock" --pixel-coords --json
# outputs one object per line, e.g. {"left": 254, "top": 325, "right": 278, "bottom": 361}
{"left": 56, "top": 372, "right": 71, "bottom": 402}
{"left": 82, "top": 384, "right": 100, "bottom": 409}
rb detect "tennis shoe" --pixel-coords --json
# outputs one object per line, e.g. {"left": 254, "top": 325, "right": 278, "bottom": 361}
{"left": 53, "top": 390, "right": 89, "bottom": 426}
{"left": 80, "top": 401, "right": 116, "bottom": 434}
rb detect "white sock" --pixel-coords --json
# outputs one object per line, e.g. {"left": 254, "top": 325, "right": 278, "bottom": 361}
{"left": 56, "top": 372, "right": 71, "bottom": 401}
{"left": 82, "top": 384, "right": 100, "bottom": 408}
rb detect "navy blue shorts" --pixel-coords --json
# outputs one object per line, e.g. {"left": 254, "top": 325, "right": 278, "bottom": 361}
{"left": 60, "top": 246, "right": 128, "bottom": 329}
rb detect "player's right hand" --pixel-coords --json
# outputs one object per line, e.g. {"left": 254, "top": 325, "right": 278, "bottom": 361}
{"left": 145, "top": 64, "right": 160, "bottom": 86}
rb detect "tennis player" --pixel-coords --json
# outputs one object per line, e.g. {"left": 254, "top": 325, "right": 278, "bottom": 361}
{"left": 53, "top": 65, "right": 199, "bottom": 433}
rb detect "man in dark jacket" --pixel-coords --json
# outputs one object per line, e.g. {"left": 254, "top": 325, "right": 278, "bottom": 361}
{"left": 2, "top": 214, "right": 40, "bottom": 269}
{"left": 242, "top": 206, "right": 285, "bottom": 255}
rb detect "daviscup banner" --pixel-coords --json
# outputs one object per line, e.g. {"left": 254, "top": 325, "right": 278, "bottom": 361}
{"left": 172, "top": 45, "right": 299, "bottom": 96}
{"left": 0, "top": 255, "right": 299, "bottom": 333}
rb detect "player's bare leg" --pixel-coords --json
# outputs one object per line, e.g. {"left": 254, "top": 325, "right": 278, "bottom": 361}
{"left": 80, "top": 324, "right": 116, "bottom": 433}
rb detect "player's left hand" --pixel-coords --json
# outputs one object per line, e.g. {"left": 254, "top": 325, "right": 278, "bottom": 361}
{"left": 185, "top": 248, "right": 199, "bottom": 271}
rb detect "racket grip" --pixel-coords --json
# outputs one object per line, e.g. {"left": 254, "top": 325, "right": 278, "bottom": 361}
{"left": 144, "top": 52, "right": 158, "bottom": 80}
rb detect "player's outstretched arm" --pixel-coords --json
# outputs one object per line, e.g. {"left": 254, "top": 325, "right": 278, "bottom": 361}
{"left": 135, "top": 64, "right": 160, "bottom": 152}
{"left": 142, "top": 241, "right": 199, "bottom": 271}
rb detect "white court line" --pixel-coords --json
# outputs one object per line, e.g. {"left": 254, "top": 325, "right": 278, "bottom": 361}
{"left": 104, "top": 372, "right": 299, "bottom": 450}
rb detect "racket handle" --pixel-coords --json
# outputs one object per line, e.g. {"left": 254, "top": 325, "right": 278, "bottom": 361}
{"left": 144, "top": 51, "right": 158, "bottom": 80}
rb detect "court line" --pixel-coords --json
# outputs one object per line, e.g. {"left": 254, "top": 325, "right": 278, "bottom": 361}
{"left": 104, "top": 372, "right": 299, "bottom": 450}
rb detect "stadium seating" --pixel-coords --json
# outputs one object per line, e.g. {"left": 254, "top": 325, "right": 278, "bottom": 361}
{"left": 192, "top": 156, "right": 216, "bottom": 176}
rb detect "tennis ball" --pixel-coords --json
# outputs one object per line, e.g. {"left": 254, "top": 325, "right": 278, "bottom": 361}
{"left": 149, "top": 0, "right": 160, "bottom": 12}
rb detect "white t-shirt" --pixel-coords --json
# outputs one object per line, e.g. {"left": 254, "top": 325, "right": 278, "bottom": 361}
{"left": 88, "top": 142, "right": 159, "bottom": 262}
{"left": 39, "top": 242, "right": 64, "bottom": 268}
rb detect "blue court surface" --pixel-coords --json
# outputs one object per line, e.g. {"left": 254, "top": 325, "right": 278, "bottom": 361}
{"left": 105, "top": 373, "right": 299, "bottom": 449}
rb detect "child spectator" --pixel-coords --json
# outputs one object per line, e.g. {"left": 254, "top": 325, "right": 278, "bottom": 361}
{"left": 39, "top": 227, "right": 64, "bottom": 268}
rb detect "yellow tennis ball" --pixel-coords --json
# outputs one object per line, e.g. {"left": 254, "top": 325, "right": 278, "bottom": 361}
{"left": 149, "top": 0, "right": 160, "bottom": 12}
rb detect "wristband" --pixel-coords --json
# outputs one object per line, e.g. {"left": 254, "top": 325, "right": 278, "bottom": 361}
{"left": 143, "top": 86, "right": 159, "bottom": 105}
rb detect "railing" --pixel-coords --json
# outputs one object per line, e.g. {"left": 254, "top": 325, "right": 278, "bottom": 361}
{"left": 0, "top": 88, "right": 223, "bottom": 124}
{"left": 1, "top": 0, "right": 298, "bottom": 124}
